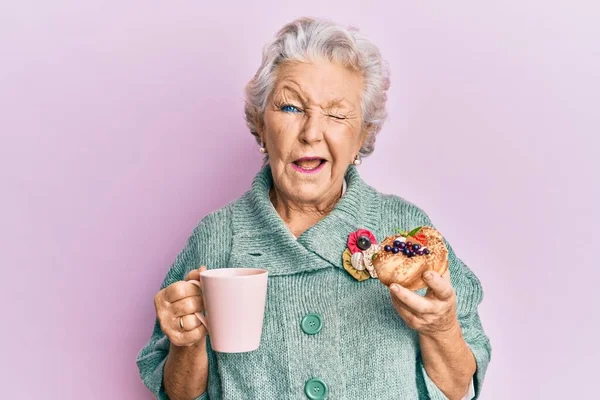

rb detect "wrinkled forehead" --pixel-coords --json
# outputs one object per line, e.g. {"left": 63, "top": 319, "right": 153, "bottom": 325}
{"left": 271, "top": 60, "right": 364, "bottom": 108}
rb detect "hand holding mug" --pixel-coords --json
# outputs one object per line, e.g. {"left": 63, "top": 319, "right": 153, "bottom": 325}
{"left": 154, "top": 266, "right": 207, "bottom": 347}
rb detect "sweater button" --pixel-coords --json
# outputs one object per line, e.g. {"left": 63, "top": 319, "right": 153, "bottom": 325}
{"left": 301, "top": 313, "right": 323, "bottom": 335}
{"left": 304, "top": 378, "right": 328, "bottom": 399}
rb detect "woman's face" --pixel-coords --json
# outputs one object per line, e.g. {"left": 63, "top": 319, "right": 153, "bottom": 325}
{"left": 260, "top": 59, "right": 365, "bottom": 205}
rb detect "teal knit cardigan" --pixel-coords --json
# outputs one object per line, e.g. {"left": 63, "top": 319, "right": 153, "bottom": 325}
{"left": 136, "top": 165, "right": 492, "bottom": 399}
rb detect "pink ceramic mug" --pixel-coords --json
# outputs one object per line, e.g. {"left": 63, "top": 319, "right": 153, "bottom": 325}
{"left": 188, "top": 268, "right": 268, "bottom": 353}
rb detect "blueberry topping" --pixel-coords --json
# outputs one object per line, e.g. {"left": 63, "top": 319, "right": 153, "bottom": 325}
{"left": 402, "top": 247, "right": 411, "bottom": 255}
{"left": 357, "top": 235, "right": 372, "bottom": 250}
{"left": 391, "top": 247, "right": 400, "bottom": 254}
{"left": 407, "top": 241, "right": 412, "bottom": 246}
{"left": 423, "top": 249, "right": 430, "bottom": 255}
{"left": 393, "top": 240, "right": 402, "bottom": 248}
{"left": 417, "top": 250, "right": 424, "bottom": 256}
{"left": 384, "top": 245, "right": 392, "bottom": 252}
{"left": 413, "top": 244, "right": 421, "bottom": 251}
{"left": 398, "top": 242, "right": 406, "bottom": 249}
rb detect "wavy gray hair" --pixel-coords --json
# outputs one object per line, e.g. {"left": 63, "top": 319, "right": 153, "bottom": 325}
{"left": 244, "top": 17, "right": 391, "bottom": 158}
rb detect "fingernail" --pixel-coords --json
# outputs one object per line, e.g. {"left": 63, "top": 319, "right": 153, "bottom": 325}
{"left": 391, "top": 284, "right": 400, "bottom": 292}
{"left": 424, "top": 272, "right": 433, "bottom": 280}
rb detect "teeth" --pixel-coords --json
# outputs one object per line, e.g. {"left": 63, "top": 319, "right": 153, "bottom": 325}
{"left": 295, "top": 159, "right": 322, "bottom": 169}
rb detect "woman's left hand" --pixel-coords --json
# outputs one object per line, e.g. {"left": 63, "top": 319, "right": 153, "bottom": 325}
{"left": 389, "top": 270, "right": 459, "bottom": 337}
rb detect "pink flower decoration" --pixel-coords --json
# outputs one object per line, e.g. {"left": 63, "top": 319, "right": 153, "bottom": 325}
{"left": 347, "top": 229, "right": 377, "bottom": 254}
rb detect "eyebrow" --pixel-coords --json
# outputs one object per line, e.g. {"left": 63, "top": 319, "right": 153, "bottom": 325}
{"left": 277, "top": 84, "right": 309, "bottom": 104}
{"left": 277, "top": 84, "right": 352, "bottom": 109}
{"left": 323, "top": 98, "right": 351, "bottom": 108}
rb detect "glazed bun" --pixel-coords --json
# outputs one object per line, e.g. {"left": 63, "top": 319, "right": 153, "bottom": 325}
{"left": 372, "top": 227, "right": 448, "bottom": 290}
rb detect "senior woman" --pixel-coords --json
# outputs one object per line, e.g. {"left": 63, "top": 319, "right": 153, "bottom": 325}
{"left": 137, "top": 17, "right": 491, "bottom": 400}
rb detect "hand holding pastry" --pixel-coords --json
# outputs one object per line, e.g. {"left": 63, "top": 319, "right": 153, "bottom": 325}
{"left": 389, "top": 269, "right": 459, "bottom": 337}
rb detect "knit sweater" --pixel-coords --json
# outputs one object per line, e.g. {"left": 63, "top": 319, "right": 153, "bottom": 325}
{"left": 136, "top": 165, "right": 492, "bottom": 400}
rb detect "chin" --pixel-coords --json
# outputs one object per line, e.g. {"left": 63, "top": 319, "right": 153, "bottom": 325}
{"left": 289, "top": 182, "right": 330, "bottom": 204}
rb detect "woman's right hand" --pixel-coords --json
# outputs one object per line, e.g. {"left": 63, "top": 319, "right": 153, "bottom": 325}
{"left": 154, "top": 266, "right": 208, "bottom": 347}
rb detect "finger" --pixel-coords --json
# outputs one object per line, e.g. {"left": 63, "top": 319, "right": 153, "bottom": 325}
{"left": 164, "top": 280, "right": 202, "bottom": 303}
{"left": 171, "top": 326, "right": 207, "bottom": 347}
{"left": 391, "top": 292, "right": 419, "bottom": 315}
{"left": 171, "top": 295, "right": 203, "bottom": 317}
{"left": 187, "top": 280, "right": 201, "bottom": 291}
{"left": 423, "top": 271, "right": 454, "bottom": 301}
{"left": 390, "top": 284, "right": 434, "bottom": 314}
{"left": 184, "top": 266, "right": 207, "bottom": 282}
{"left": 392, "top": 299, "right": 420, "bottom": 328}
{"left": 186, "top": 326, "right": 208, "bottom": 345}
{"left": 184, "top": 269, "right": 200, "bottom": 282}
{"left": 176, "top": 313, "right": 204, "bottom": 332}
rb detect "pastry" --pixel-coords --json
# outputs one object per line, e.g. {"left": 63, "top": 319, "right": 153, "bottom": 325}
{"left": 371, "top": 226, "right": 448, "bottom": 290}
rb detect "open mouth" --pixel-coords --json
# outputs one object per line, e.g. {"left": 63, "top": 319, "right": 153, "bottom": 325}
{"left": 291, "top": 157, "right": 327, "bottom": 174}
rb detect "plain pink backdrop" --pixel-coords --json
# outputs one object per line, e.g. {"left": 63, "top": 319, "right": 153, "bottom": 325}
{"left": 1, "top": 1, "right": 598, "bottom": 399}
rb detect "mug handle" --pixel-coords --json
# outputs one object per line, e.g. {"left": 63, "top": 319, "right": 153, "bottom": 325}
{"left": 187, "top": 280, "right": 209, "bottom": 331}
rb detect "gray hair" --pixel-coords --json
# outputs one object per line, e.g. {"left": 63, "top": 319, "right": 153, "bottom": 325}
{"left": 244, "top": 17, "right": 391, "bottom": 157}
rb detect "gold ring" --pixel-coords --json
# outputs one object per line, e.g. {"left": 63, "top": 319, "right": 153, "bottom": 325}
{"left": 179, "top": 316, "right": 185, "bottom": 332}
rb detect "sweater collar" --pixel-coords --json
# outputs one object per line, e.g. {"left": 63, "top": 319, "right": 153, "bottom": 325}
{"left": 230, "top": 164, "right": 381, "bottom": 276}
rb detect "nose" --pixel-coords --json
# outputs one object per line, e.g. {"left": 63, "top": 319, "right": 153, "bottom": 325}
{"left": 299, "top": 112, "right": 325, "bottom": 145}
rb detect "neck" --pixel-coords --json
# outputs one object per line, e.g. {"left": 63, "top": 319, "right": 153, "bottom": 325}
{"left": 269, "top": 183, "right": 344, "bottom": 238}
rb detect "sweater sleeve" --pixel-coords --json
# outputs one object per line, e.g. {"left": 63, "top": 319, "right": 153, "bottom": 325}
{"left": 135, "top": 230, "right": 208, "bottom": 400}
{"left": 418, "top": 227, "right": 492, "bottom": 400}
{"left": 135, "top": 207, "right": 233, "bottom": 400}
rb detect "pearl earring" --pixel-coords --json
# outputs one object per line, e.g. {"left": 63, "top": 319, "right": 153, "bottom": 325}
{"left": 353, "top": 154, "right": 362, "bottom": 166}
{"left": 259, "top": 142, "right": 267, "bottom": 154}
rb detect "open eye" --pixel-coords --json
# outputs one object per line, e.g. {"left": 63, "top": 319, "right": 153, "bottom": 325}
{"left": 281, "top": 104, "right": 302, "bottom": 113}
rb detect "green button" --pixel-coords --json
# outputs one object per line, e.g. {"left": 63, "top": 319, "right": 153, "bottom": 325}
{"left": 301, "top": 313, "right": 323, "bottom": 335}
{"left": 304, "top": 378, "right": 328, "bottom": 400}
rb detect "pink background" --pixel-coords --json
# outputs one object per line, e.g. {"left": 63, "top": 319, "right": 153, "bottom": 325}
{"left": 1, "top": 1, "right": 598, "bottom": 399}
